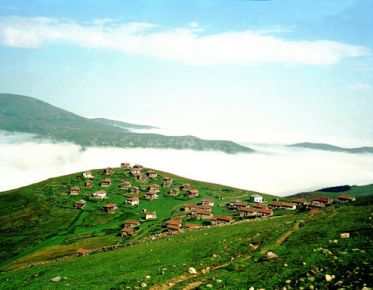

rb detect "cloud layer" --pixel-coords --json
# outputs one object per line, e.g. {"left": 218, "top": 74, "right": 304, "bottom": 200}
{"left": 1, "top": 132, "right": 372, "bottom": 196}
{"left": 0, "top": 16, "right": 369, "bottom": 65}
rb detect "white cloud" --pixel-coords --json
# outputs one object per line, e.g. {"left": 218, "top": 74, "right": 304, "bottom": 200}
{"left": 1, "top": 132, "right": 373, "bottom": 196}
{"left": 0, "top": 16, "right": 369, "bottom": 65}
{"left": 348, "top": 82, "right": 371, "bottom": 91}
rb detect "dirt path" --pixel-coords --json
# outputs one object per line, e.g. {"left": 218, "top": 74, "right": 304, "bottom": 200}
{"left": 151, "top": 220, "right": 303, "bottom": 290}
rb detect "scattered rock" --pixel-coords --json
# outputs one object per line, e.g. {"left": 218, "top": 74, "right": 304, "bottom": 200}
{"left": 188, "top": 267, "right": 197, "bottom": 275}
{"left": 206, "top": 284, "right": 213, "bottom": 288}
{"left": 285, "top": 279, "right": 292, "bottom": 284}
{"left": 249, "top": 287, "right": 255, "bottom": 290}
{"left": 141, "top": 282, "right": 147, "bottom": 288}
{"left": 325, "top": 274, "right": 334, "bottom": 282}
{"left": 51, "top": 276, "right": 62, "bottom": 282}
{"left": 266, "top": 251, "right": 278, "bottom": 260}
{"left": 145, "top": 275, "right": 151, "bottom": 279}
{"left": 284, "top": 263, "right": 288, "bottom": 267}
{"left": 216, "top": 279, "right": 222, "bottom": 284}
{"left": 340, "top": 233, "right": 350, "bottom": 239}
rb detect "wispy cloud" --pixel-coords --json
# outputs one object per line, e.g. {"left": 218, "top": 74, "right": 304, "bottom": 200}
{"left": 0, "top": 16, "right": 369, "bottom": 65}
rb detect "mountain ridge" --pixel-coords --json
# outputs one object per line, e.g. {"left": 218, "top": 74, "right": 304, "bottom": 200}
{"left": 289, "top": 142, "right": 373, "bottom": 154}
{"left": 0, "top": 93, "right": 253, "bottom": 153}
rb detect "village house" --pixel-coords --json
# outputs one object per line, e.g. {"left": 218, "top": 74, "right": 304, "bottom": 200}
{"left": 180, "top": 183, "right": 192, "bottom": 191}
{"left": 253, "top": 203, "right": 267, "bottom": 209}
{"left": 186, "top": 223, "right": 200, "bottom": 229}
{"left": 229, "top": 201, "right": 248, "bottom": 210}
{"left": 292, "top": 198, "right": 311, "bottom": 206}
{"left": 169, "top": 188, "right": 180, "bottom": 196}
{"left": 131, "top": 167, "right": 142, "bottom": 177}
{"left": 83, "top": 170, "right": 93, "bottom": 179}
{"left": 194, "top": 208, "right": 213, "bottom": 220}
{"left": 239, "top": 207, "right": 258, "bottom": 218}
{"left": 121, "top": 227, "right": 134, "bottom": 237}
{"left": 256, "top": 208, "right": 273, "bottom": 217}
{"left": 76, "top": 248, "right": 91, "bottom": 256}
{"left": 163, "top": 176, "right": 173, "bottom": 187}
{"left": 313, "top": 197, "right": 333, "bottom": 206}
{"left": 85, "top": 180, "right": 93, "bottom": 188}
{"left": 183, "top": 203, "right": 197, "bottom": 212}
{"left": 74, "top": 199, "right": 86, "bottom": 209}
{"left": 124, "top": 219, "right": 140, "bottom": 229}
{"left": 103, "top": 204, "right": 118, "bottom": 213}
{"left": 129, "top": 187, "right": 140, "bottom": 194}
{"left": 250, "top": 194, "right": 264, "bottom": 203}
{"left": 310, "top": 209, "right": 323, "bottom": 215}
{"left": 100, "top": 178, "right": 112, "bottom": 187}
{"left": 201, "top": 199, "right": 214, "bottom": 207}
{"left": 104, "top": 167, "right": 114, "bottom": 175}
{"left": 149, "top": 184, "right": 160, "bottom": 193}
{"left": 120, "top": 181, "right": 132, "bottom": 190}
{"left": 92, "top": 190, "right": 107, "bottom": 199}
{"left": 133, "top": 164, "right": 144, "bottom": 170}
{"left": 196, "top": 204, "right": 212, "bottom": 211}
{"left": 337, "top": 195, "right": 356, "bottom": 203}
{"left": 126, "top": 196, "right": 140, "bottom": 206}
{"left": 147, "top": 170, "right": 158, "bottom": 178}
{"left": 269, "top": 202, "right": 297, "bottom": 210}
{"left": 144, "top": 210, "right": 157, "bottom": 220}
{"left": 211, "top": 216, "right": 234, "bottom": 225}
{"left": 186, "top": 188, "right": 199, "bottom": 198}
{"left": 121, "top": 162, "right": 131, "bottom": 169}
{"left": 309, "top": 201, "right": 326, "bottom": 208}
{"left": 145, "top": 191, "right": 159, "bottom": 200}
{"left": 166, "top": 218, "right": 182, "bottom": 231}
{"left": 70, "top": 187, "right": 80, "bottom": 195}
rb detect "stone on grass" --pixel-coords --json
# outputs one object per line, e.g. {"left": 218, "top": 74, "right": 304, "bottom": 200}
{"left": 141, "top": 282, "right": 147, "bottom": 288}
{"left": 340, "top": 233, "right": 350, "bottom": 239}
{"left": 266, "top": 251, "right": 278, "bottom": 260}
{"left": 188, "top": 267, "right": 197, "bottom": 274}
{"left": 51, "top": 276, "right": 62, "bottom": 282}
{"left": 325, "top": 274, "right": 334, "bottom": 282}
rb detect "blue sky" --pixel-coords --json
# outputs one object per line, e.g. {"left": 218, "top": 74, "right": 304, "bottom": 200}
{"left": 0, "top": 0, "right": 372, "bottom": 145}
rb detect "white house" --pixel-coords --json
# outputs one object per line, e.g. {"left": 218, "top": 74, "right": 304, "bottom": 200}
{"left": 250, "top": 194, "right": 264, "bottom": 203}
{"left": 92, "top": 190, "right": 107, "bottom": 199}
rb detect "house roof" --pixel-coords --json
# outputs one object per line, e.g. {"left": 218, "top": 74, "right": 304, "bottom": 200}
{"left": 337, "top": 195, "right": 354, "bottom": 200}
{"left": 147, "top": 170, "right": 157, "bottom": 174}
{"left": 194, "top": 208, "right": 212, "bottom": 215}
{"left": 239, "top": 207, "right": 257, "bottom": 212}
{"left": 94, "top": 190, "right": 106, "bottom": 195}
{"left": 121, "top": 227, "right": 134, "bottom": 234}
{"left": 313, "top": 197, "right": 331, "bottom": 203}
{"left": 186, "top": 223, "right": 199, "bottom": 228}
{"left": 102, "top": 178, "right": 112, "bottom": 183}
{"left": 145, "top": 210, "right": 156, "bottom": 216}
{"left": 188, "top": 188, "right": 199, "bottom": 194}
{"left": 163, "top": 176, "right": 172, "bottom": 181}
{"left": 146, "top": 191, "right": 158, "bottom": 195}
{"left": 104, "top": 204, "right": 117, "bottom": 208}
{"left": 270, "top": 201, "right": 295, "bottom": 207}
{"left": 133, "top": 164, "right": 143, "bottom": 169}
{"left": 167, "top": 218, "right": 181, "bottom": 226}
{"left": 76, "top": 248, "right": 90, "bottom": 254}
{"left": 70, "top": 187, "right": 80, "bottom": 191}
{"left": 202, "top": 198, "right": 214, "bottom": 203}
{"left": 253, "top": 203, "right": 267, "bottom": 209}
{"left": 121, "top": 181, "right": 131, "bottom": 185}
{"left": 75, "top": 200, "right": 86, "bottom": 205}
{"left": 167, "top": 224, "right": 181, "bottom": 230}
{"left": 211, "top": 216, "right": 233, "bottom": 222}
{"left": 127, "top": 196, "right": 139, "bottom": 201}
{"left": 196, "top": 205, "right": 211, "bottom": 210}
{"left": 181, "top": 183, "right": 191, "bottom": 188}
{"left": 310, "top": 209, "right": 323, "bottom": 214}
{"left": 184, "top": 203, "right": 197, "bottom": 208}
{"left": 232, "top": 201, "right": 248, "bottom": 207}
{"left": 124, "top": 219, "right": 140, "bottom": 225}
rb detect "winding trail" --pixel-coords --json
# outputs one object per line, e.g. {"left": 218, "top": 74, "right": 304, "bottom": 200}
{"left": 150, "top": 220, "right": 303, "bottom": 290}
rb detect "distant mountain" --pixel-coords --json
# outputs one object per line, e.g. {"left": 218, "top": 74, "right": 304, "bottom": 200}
{"left": 92, "top": 117, "right": 157, "bottom": 130}
{"left": 289, "top": 142, "right": 373, "bottom": 154}
{"left": 0, "top": 93, "right": 253, "bottom": 153}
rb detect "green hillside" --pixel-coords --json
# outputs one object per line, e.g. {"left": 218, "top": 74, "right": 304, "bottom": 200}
{"left": 290, "top": 142, "right": 373, "bottom": 154}
{"left": 0, "top": 93, "right": 253, "bottom": 153}
{"left": 0, "top": 171, "right": 371, "bottom": 289}
{"left": 92, "top": 117, "right": 156, "bottom": 130}
{"left": 0, "top": 165, "right": 270, "bottom": 270}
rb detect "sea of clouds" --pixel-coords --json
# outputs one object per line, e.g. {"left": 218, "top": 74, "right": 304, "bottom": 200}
{"left": 0, "top": 131, "right": 372, "bottom": 196}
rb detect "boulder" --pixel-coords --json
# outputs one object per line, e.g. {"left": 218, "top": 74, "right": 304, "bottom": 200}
{"left": 51, "top": 276, "right": 62, "bottom": 282}
{"left": 188, "top": 267, "right": 197, "bottom": 275}
{"left": 266, "top": 251, "right": 278, "bottom": 260}
{"left": 340, "top": 233, "right": 350, "bottom": 239}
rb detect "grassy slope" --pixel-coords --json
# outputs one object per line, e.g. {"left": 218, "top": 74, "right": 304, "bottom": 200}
{"left": 289, "top": 142, "right": 373, "bottom": 154}
{"left": 0, "top": 197, "right": 371, "bottom": 289}
{"left": 0, "top": 167, "right": 269, "bottom": 268}
{"left": 0, "top": 93, "right": 253, "bottom": 153}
